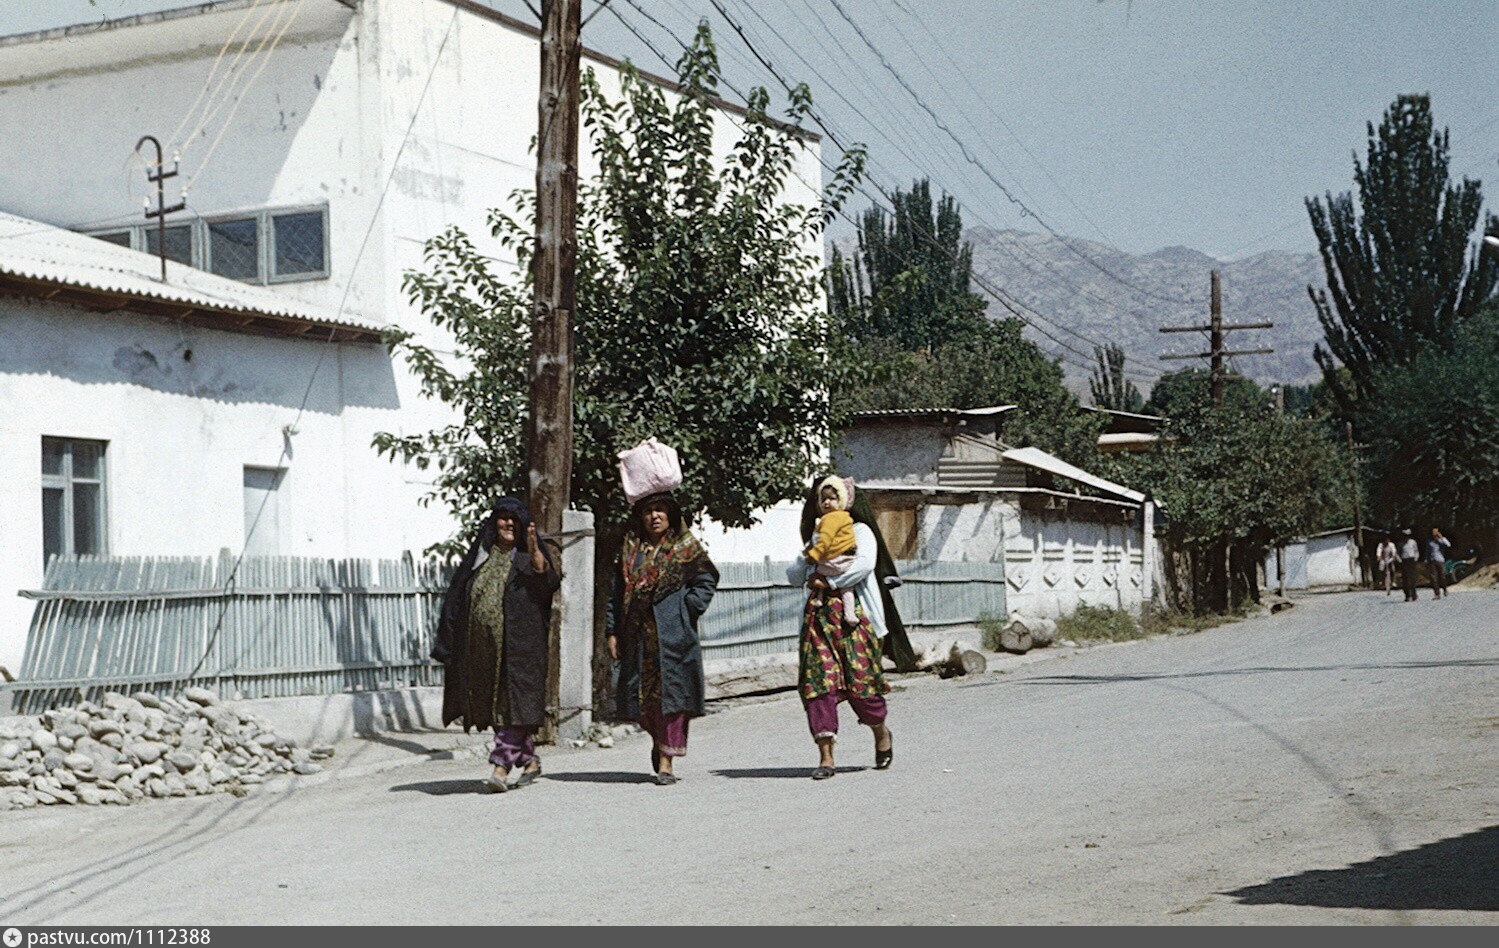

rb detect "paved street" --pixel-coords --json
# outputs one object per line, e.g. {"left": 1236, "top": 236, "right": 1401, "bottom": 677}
{"left": 2, "top": 590, "right": 1495, "bottom": 925}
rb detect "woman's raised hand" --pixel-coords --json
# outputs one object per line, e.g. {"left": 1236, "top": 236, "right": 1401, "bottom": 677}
{"left": 527, "top": 524, "right": 547, "bottom": 572}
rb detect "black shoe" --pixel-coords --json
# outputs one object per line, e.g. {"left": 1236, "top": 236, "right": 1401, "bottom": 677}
{"left": 654, "top": 771, "right": 679, "bottom": 786}
{"left": 875, "top": 743, "right": 893, "bottom": 771}
{"left": 812, "top": 766, "right": 836, "bottom": 780}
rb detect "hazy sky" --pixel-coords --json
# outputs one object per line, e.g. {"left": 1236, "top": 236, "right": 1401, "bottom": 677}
{"left": 8, "top": 0, "right": 1497, "bottom": 259}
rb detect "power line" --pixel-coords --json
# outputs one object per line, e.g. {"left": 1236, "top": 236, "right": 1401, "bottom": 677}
{"left": 613, "top": 1, "right": 1159, "bottom": 383}
{"left": 709, "top": 0, "right": 1167, "bottom": 375}
{"left": 825, "top": 0, "right": 1190, "bottom": 308}
{"left": 186, "top": 7, "right": 461, "bottom": 680}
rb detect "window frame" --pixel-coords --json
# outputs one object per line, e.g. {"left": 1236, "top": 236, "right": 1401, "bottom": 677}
{"left": 84, "top": 203, "right": 330, "bottom": 286}
{"left": 40, "top": 436, "right": 110, "bottom": 566}
{"left": 267, "top": 204, "right": 332, "bottom": 284}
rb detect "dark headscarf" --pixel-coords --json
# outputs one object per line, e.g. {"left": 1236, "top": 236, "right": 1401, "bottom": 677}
{"left": 628, "top": 491, "right": 685, "bottom": 540}
{"left": 800, "top": 474, "right": 917, "bottom": 671}
{"left": 432, "top": 496, "right": 530, "bottom": 665}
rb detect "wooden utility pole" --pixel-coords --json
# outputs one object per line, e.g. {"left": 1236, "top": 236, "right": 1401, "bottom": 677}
{"left": 1159, "top": 269, "right": 1275, "bottom": 407}
{"left": 1346, "top": 421, "right": 1367, "bottom": 586}
{"left": 530, "top": 0, "right": 580, "bottom": 739}
{"left": 1159, "top": 269, "right": 1276, "bottom": 607}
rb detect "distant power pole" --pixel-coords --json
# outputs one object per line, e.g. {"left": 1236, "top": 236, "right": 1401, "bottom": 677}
{"left": 1159, "top": 269, "right": 1275, "bottom": 407}
{"left": 531, "top": 0, "right": 580, "bottom": 739}
{"left": 1346, "top": 421, "right": 1368, "bottom": 586}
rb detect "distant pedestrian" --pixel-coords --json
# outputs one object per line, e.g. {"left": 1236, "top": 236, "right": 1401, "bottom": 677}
{"left": 1376, "top": 537, "right": 1398, "bottom": 595}
{"left": 1427, "top": 528, "right": 1452, "bottom": 599}
{"left": 1398, "top": 529, "right": 1420, "bottom": 602}
{"left": 607, "top": 491, "right": 719, "bottom": 785}
{"left": 433, "top": 497, "right": 561, "bottom": 793}
{"left": 788, "top": 476, "right": 897, "bottom": 780}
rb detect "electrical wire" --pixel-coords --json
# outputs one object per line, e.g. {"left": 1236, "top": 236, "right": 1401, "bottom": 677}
{"left": 612, "top": 1, "right": 1160, "bottom": 383}
{"left": 182, "top": 0, "right": 307, "bottom": 195}
{"left": 173, "top": 0, "right": 288, "bottom": 159}
{"left": 185, "top": 7, "right": 461, "bottom": 680}
{"left": 165, "top": 0, "right": 271, "bottom": 155}
{"left": 823, "top": 0, "right": 1190, "bottom": 307}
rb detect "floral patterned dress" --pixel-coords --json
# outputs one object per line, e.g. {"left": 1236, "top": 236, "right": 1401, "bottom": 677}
{"left": 798, "top": 585, "right": 890, "bottom": 702}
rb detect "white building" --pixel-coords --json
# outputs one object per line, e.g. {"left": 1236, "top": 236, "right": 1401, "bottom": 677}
{"left": 834, "top": 407, "right": 1161, "bottom": 618}
{"left": 0, "top": 0, "right": 823, "bottom": 672}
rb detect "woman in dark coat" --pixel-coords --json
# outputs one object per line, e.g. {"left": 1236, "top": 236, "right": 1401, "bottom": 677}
{"left": 606, "top": 492, "right": 719, "bottom": 785}
{"left": 432, "top": 497, "right": 561, "bottom": 792}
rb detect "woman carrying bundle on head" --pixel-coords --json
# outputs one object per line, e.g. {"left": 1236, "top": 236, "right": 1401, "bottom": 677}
{"left": 432, "top": 497, "right": 561, "bottom": 793}
{"left": 607, "top": 440, "right": 719, "bottom": 785}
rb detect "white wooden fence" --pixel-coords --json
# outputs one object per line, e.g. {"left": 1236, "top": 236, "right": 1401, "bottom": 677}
{"left": 3, "top": 554, "right": 1006, "bottom": 713}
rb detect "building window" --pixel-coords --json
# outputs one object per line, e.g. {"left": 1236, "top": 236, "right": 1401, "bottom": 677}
{"left": 207, "top": 217, "right": 260, "bottom": 280}
{"left": 143, "top": 223, "right": 194, "bottom": 266}
{"left": 242, "top": 467, "right": 285, "bottom": 556}
{"left": 270, "top": 209, "right": 327, "bottom": 280}
{"left": 41, "top": 437, "right": 108, "bottom": 566}
{"left": 85, "top": 204, "right": 329, "bottom": 285}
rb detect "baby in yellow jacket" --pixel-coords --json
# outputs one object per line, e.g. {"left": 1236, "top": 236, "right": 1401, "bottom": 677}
{"left": 805, "top": 477, "right": 859, "bottom": 627}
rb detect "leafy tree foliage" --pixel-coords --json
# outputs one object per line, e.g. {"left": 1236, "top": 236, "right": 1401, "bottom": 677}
{"left": 1358, "top": 300, "right": 1499, "bottom": 540}
{"left": 373, "top": 26, "right": 862, "bottom": 554}
{"left": 1306, "top": 94, "right": 1498, "bottom": 412}
{"left": 1143, "top": 368, "right": 1265, "bottom": 419}
{"left": 828, "top": 181, "right": 1101, "bottom": 464}
{"left": 1089, "top": 343, "right": 1145, "bottom": 413}
{"left": 827, "top": 179, "right": 988, "bottom": 350}
{"left": 1111, "top": 381, "right": 1351, "bottom": 611}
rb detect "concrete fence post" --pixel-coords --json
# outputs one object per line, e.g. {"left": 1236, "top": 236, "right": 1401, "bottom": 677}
{"left": 557, "top": 508, "right": 595, "bottom": 740}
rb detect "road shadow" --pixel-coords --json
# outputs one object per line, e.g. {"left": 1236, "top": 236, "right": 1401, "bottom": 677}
{"left": 543, "top": 770, "right": 656, "bottom": 784}
{"left": 388, "top": 779, "right": 492, "bottom": 796}
{"left": 1224, "top": 825, "right": 1499, "bottom": 912}
{"left": 960, "top": 657, "right": 1499, "bottom": 689}
{"left": 711, "top": 766, "right": 865, "bottom": 779}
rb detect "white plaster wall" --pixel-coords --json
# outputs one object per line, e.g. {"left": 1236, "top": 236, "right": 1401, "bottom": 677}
{"left": 835, "top": 424, "right": 948, "bottom": 486}
{"left": 0, "top": 298, "right": 447, "bottom": 671}
{"left": 695, "top": 501, "right": 806, "bottom": 564}
{"left": 908, "top": 498, "right": 1144, "bottom": 619}
{"left": 1305, "top": 533, "right": 1357, "bottom": 588}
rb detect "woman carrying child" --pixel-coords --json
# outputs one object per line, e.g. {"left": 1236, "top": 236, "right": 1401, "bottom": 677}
{"left": 787, "top": 475, "right": 900, "bottom": 780}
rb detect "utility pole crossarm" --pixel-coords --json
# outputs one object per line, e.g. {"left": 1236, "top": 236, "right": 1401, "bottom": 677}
{"left": 1159, "top": 321, "right": 1274, "bottom": 333}
{"left": 1156, "top": 269, "right": 1273, "bottom": 407}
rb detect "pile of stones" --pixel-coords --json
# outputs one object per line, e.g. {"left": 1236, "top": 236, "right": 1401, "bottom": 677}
{"left": 0, "top": 687, "right": 335, "bottom": 810}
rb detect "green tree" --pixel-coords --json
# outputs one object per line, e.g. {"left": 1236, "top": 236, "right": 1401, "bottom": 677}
{"left": 1359, "top": 300, "right": 1499, "bottom": 546}
{"left": 1143, "top": 368, "right": 1265, "bottom": 419}
{"left": 829, "top": 183, "right": 1101, "bottom": 465}
{"left": 374, "top": 27, "right": 864, "bottom": 699}
{"left": 827, "top": 178, "right": 989, "bottom": 350}
{"left": 1114, "top": 393, "right": 1351, "bottom": 612}
{"left": 1089, "top": 343, "right": 1145, "bottom": 413}
{"left": 1306, "top": 94, "right": 1498, "bottom": 412}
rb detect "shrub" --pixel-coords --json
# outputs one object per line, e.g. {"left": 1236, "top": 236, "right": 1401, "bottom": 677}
{"left": 1056, "top": 604, "right": 1142, "bottom": 642}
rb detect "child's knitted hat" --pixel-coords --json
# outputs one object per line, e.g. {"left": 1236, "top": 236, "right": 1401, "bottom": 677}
{"left": 816, "top": 475, "right": 854, "bottom": 511}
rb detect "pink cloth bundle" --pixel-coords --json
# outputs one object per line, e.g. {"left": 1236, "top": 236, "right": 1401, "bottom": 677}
{"left": 617, "top": 438, "right": 683, "bottom": 504}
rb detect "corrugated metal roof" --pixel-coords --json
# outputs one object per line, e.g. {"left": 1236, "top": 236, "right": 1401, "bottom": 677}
{"left": 0, "top": 211, "right": 385, "bottom": 342}
{"left": 850, "top": 405, "right": 1017, "bottom": 421}
{"left": 1001, "top": 446, "right": 1147, "bottom": 504}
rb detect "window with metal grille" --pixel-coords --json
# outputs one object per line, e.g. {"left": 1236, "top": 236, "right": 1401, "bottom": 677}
{"left": 207, "top": 217, "right": 260, "bottom": 280}
{"left": 83, "top": 204, "right": 329, "bottom": 285}
{"left": 143, "top": 223, "right": 194, "bottom": 266}
{"left": 271, "top": 210, "right": 327, "bottom": 280}
{"left": 41, "top": 437, "right": 108, "bottom": 566}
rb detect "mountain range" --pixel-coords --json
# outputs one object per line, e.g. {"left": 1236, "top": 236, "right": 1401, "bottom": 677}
{"left": 961, "top": 226, "right": 1330, "bottom": 392}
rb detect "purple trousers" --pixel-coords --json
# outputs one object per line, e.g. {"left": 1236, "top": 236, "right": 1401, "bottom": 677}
{"left": 640, "top": 705, "right": 690, "bottom": 757}
{"left": 490, "top": 726, "right": 537, "bottom": 770}
{"left": 803, "top": 692, "right": 888, "bottom": 741}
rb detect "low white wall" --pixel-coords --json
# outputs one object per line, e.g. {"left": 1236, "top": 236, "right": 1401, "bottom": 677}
{"left": 910, "top": 497, "right": 1144, "bottom": 620}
